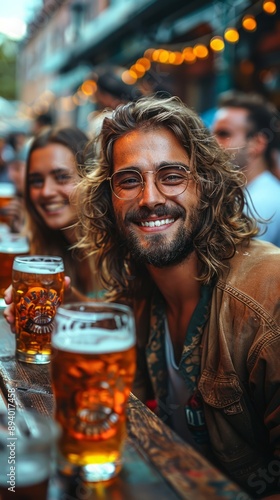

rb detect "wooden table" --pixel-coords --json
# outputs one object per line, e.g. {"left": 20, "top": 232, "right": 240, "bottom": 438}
{"left": 0, "top": 316, "right": 252, "bottom": 500}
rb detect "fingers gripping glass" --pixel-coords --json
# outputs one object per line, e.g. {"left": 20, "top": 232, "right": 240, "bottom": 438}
{"left": 107, "top": 165, "right": 191, "bottom": 200}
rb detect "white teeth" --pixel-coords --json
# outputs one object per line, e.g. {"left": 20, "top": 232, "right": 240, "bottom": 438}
{"left": 44, "top": 203, "right": 65, "bottom": 211}
{"left": 140, "top": 218, "right": 174, "bottom": 227}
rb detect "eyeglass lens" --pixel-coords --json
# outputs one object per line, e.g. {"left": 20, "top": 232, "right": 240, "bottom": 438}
{"left": 111, "top": 165, "right": 190, "bottom": 200}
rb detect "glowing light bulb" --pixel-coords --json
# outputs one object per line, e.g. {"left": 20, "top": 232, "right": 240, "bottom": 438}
{"left": 263, "top": 1, "right": 277, "bottom": 14}
{"left": 224, "top": 27, "right": 239, "bottom": 43}
{"left": 210, "top": 36, "right": 225, "bottom": 51}
{"left": 182, "top": 47, "right": 196, "bottom": 63}
{"left": 193, "top": 44, "right": 209, "bottom": 58}
{"left": 242, "top": 15, "right": 257, "bottom": 31}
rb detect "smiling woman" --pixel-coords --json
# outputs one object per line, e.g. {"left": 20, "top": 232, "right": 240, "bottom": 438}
{"left": 23, "top": 126, "right": 104, "bottom": 298}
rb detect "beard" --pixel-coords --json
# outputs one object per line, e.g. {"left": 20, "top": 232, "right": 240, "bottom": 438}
{"left": 115, "top": 204, "right": 201, "bottom": 268}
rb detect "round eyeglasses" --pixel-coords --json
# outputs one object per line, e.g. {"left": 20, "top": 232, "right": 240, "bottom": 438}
{"left": 107, "top": 165, "right": 191, "bottom": 200}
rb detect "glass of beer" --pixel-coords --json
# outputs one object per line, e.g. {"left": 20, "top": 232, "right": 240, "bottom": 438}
{"left": 12, "top": 256, "right": 65, "bottom": 364}
{"left": 0, "top": 234, "right": 29, "bottom": 308}
{"left": 51, "top": 302, "right": 136, "bottom": 482}
{"left": 0, "top": 409, "right": 60, "bottom": 500}
{"left": 0, "top": 183, "right": 16, "bottom": 224}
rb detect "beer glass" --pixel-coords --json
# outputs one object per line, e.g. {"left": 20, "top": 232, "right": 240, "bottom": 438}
{"left": 0, "top": 235, "right": 29, "bottom": 308}
{"left": 51, "top": 302, "right": 136, "bottom": 482}
{"left": 0, "top": 184, "right": 15, "bottom": 224}
{"left": 12, "top": 256, "right": 65, "bottom": 364}
{"left": 0, "top": 409, "right": 60, "bottom": 500}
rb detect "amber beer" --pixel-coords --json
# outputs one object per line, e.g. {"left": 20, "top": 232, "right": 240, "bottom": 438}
{"left": 0, "top": 235, "right": 29, "bottom": 308}
{"left": 0, "top": 183, "right": 15, "bottom": 224}
{"left": 51, "top": 302, "right": 136, "bottom": 482}
{"left": 12, "top": 256, "right": 65, "bottom": 364}
{"left": 0, "top": 473, "right": 49, "bottom": 500}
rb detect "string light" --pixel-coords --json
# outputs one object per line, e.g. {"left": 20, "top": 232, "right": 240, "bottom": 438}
{"left": 210, "top": 36, "right": 225, "bottom": 51}
{"left": 168, "top": 52, "right": 177, "bottom": 64}
{"left": 144, "top": 48, "right": 155, "bottom": 59}
{"left": 136, "top": 57, "right": 151, "bottom": 70}
{"left": 151, "top": 49, "right": 160, "bottom": 62}
{"left": 182, "top": 47, "right": 196, "bottom": 63}
{"left": 122, "top": 69, "right": 137, "bottom": 84}
{"left": 224, "top": 27, "right": 239, "bottom": 43}
{"left": 193, "top": 44, "right": 209, "bottom": 58}
{"left": 81, "top": 80, "right": 97, "bottom": 96}
{"left": 242, "top": 15, "right": 257, "bottom": 31}
{"left": 262, "top": 1, "right": 277, "bottom": 14}
{"left": 158, "top": 49, "right": 170, "bottom": 63}
{"left": 51, "top": 0, "right": 277, "bottom": 117}
{"left": 29, "top": 0, "right": 278, "bottom": 121}
{"left": 171, "top": 51, "right": 184, "bottom": 64}
{"left": 130, "top": 63, "right": 145, "bottom": 77}
{"left": 115, "top": 0, "right": 277, "bottom": 84}
{"left": 122, "top": 1, "right": 270, "bottom": 84}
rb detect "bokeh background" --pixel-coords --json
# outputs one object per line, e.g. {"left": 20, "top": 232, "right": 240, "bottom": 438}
{"left": 0, "top": 0, "right": 279, "bottom": 133}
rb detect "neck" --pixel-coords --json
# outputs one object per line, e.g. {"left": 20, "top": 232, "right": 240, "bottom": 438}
{"left": 147, "top": 253, "right": 201, "bottom": 363}
{"left": 147, "top": 252, "right": 200, "bottom": 307}
{"left": 245, "top": 157, "right": 268, "bottom": 184}
{"left": 62, "top": 224, "right": 77, "bottom": 245}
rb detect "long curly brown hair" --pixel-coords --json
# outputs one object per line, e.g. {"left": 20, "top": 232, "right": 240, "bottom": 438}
{"left": 74, "top": 95, "right": 259, "bottom": 301}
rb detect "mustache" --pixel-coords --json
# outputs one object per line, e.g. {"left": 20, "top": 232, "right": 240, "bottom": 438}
{"left": 125, "top": 205, "right": 186, "bottom": 223}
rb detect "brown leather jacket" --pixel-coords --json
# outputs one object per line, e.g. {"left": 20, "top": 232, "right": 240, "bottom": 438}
{"left": 131, "top": 239, "right": 280, "bottom": 497}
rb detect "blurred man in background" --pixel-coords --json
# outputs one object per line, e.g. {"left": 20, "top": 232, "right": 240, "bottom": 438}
{"left": 212, "top": 90, "right": 280, "bottom": 247}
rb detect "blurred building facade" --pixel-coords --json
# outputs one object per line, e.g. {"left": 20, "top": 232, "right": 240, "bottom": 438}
{"left": 16, "top": 0, "right": 280, "bottom": 129}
